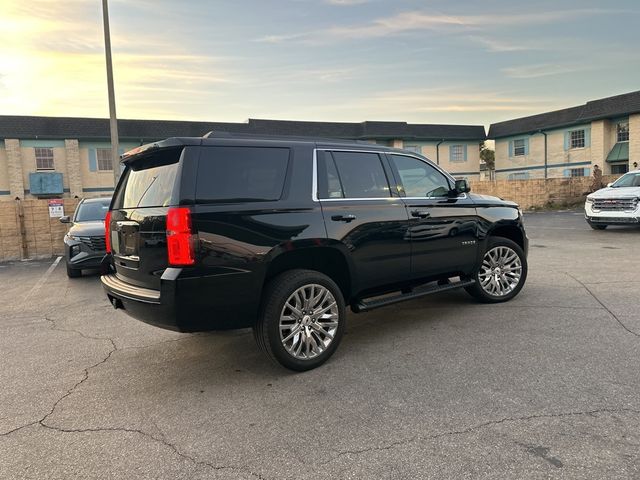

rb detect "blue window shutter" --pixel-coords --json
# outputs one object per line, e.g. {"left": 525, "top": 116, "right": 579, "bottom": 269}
{"left": 563, "top": 168, "right": 570, "bottom": 177}
{"left": 584, "top": 168, "right": 590, "bottom": 176}
{"left": 584, "top": 128, "right": 591, "bottom": 147}
{"left": 564, "top": 132, "right": 570, "bottom": 151}
{"left": 88, "top": 149, "right": 97, "bottom": 171}
{"left": 524, "top": 138, "right": 529, "bottom": 155}
{"left": 463, "top": 144, "right": 468, "bottom": 161}
{"left": 509, "top": 140, "right": 514, "bottom": 157}
{"left": 449, "top": 145, "right": 454, "bottom": 162}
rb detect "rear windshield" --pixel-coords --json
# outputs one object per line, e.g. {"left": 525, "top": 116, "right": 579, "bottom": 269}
{"left": 112, "top": 148, "right": 182, "bottom": 209}
{"left": 196, "top": 146, "right": 290, "bottom": 203}
{"left": 75, "top": 200, "right": 110, "bottom": 222}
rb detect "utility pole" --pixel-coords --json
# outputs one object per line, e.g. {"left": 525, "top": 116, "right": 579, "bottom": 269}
{"left": 101, "top": 0, "right": 120, "bottom": 188}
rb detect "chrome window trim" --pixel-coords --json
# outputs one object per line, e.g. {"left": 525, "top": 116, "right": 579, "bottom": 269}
{"left": 312, "top": 148, "right": 465, "bottom": 202}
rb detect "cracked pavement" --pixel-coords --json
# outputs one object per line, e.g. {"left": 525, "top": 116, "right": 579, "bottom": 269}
{"left": 1, "top": 211, "right": 639, "bottom": 479}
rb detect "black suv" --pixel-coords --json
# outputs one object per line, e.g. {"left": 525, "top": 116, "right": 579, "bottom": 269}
{"left": 102, "top": 134, "right": 528, "bottom": 370}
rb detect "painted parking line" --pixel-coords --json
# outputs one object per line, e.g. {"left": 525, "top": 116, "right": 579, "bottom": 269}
{"left": 23, "top": 256, "right": 62, "bottom": 301}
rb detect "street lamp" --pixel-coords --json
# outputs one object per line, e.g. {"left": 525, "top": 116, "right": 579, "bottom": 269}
{"left": 101, "top": 0, "right": 120, "bottom": 188}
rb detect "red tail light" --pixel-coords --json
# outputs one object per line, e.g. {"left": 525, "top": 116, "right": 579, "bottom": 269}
{"left": 105, "top": 210, "right": 112, "bottom": 253}
{"left": 166, "top": 207, "right": 195, "bottom": 266}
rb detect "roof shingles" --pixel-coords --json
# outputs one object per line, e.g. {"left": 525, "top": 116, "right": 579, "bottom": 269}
{"left": 0, "top": 116, "right": 485, "bottom": 142}
{"left": 488, "top": 90, "right": 640, "bottom": 139}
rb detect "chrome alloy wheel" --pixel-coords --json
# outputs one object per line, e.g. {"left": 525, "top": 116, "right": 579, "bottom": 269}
{"left": 478, "top": 246, "right": 523, "bottom": 297}
{"left": 279, "top": 284, "right": 339, "bottom": 360}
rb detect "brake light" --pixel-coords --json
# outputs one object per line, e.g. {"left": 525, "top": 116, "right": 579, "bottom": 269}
{"left": 105, "top": 210, "right": 112, "bottom": 253}
{"left": 166, "top": 207, "right": 195, "bottom": 266}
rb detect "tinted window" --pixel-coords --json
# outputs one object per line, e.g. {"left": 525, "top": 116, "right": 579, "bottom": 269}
{"left": 196, "top": 147, "right": 289, "bottom": 202}
{"left": 113, "top": 148, "right": 182, "bottom": 209}
{"left": 329, "top": 151, "right": 390, "bottom": 199}
{"left": 75, "top": 200, "right": 110, "bottom": 222}
{"left": 317, "top": 153, "right": 345, "bottom": 199}
{"left": 390, "top": 154, "right": 451, "bottom": 198}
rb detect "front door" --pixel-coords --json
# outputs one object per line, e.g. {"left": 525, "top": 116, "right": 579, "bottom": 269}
{"left": 386, "top": 153, "right": 479, "bottom": 278}
{"left": 317, "top": 150, "right": 410, "bottom": 293}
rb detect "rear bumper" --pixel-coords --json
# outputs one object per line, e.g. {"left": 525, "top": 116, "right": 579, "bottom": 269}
{"left": 101, "top": 267, "right": 260, "bottom": 332}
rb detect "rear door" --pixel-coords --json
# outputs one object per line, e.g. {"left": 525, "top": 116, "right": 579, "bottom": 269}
{"left": 109, "top": 146, "right": 188, "bottom": 289}
{"left": 386, "top": 153, "right": 479, "bottom": 278}
{"left": 317, "top": 149, "right": 410, "bottom": 293}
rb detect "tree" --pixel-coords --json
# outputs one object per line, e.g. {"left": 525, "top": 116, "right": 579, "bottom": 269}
{"left": 480, "top": 141, "right": 495, "bottom": 170}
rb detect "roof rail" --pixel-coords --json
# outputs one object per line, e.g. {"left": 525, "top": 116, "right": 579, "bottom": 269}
{"left": 203, "top": 130, "right": 373, "bottom": 145}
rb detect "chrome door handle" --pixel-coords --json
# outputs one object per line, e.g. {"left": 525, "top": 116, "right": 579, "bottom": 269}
{"left": 411, "top": 210, "right": 431, "bottom": 218}
{"left": 331, "top": 214, "right": 357, "bottom": 222}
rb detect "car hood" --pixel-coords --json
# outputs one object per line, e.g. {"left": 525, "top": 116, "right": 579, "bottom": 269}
{"left": 588, "top": 186, "right": 640, "bottom": 199}
{"left": 67, "top": 221, "right": 105, "bottom": 237}
{"left": 468, "top": 193, "right": 518, "bottom": 208}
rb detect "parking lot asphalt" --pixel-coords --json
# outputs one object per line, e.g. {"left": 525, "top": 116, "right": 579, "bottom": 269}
{"left": 1, "top": 211, "right": 639, "bottom": 479}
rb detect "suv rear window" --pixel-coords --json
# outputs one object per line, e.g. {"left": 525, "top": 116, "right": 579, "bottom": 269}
{"left": 196, "top": 147, "right": 289, "bottom": 202}
{"left": 112, "top": 148, "right": 182, "bottom": 209}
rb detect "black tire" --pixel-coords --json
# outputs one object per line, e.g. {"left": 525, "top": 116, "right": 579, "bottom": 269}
{"left": 254, "top": 269, "right": 346, "bottom": 371}
{"left": 66, "top": 263, "right": 81, "bottom": 278}
{"left": 588, "top": 222, "right": 607, "bottom": 230}
{"left": 465, "top": 237, "right": 527, "bottom": 303}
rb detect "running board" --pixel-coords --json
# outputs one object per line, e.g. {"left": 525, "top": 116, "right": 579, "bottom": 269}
{"left": 352, "top": 279, "right": 475, "bottom": 313}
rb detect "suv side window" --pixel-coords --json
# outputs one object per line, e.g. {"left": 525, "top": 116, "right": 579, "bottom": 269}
{"left": 196, "top": 147, "right": 289, "bottom": 202}
{"left": 321, "top": 151, "right": 390, "bottom": 199}
{"left": 389, "top": 154, "right": 452, "bottom": 198}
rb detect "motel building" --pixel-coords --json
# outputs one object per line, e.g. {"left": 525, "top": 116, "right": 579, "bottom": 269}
{"left": 488, "top": 90, "right": 640, "bottom": 180}
{"left": 0, "top": 117, "right": 485, "bottom": 201}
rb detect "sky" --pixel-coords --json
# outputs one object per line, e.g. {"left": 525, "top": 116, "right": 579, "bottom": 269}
{"left": 1, "top": 0, "right": 639, "bottom": 128}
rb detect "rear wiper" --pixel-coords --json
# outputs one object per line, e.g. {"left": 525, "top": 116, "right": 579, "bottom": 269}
{"left": 136, "top": 175, "right": 158, "bottom": 207}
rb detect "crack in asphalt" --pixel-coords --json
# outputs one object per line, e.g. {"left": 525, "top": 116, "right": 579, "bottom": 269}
{"left": 325, "top": 407, "right": 640, "bottom": 462}
{"left": 2, "top": 319, "right": 266, "bottom": 479}
{"left": 37, "top": 423, "right": 268, "bottom": 480}
{"left": 565, "top": 272, "right": 640, "bottom": 338}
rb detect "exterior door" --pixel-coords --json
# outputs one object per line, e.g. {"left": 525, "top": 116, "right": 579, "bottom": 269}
{"left": 317, "top": 150, "right": 410, "bottom": 293}
{"left": 386, "top": 153, "right": 479, "bottom": 278}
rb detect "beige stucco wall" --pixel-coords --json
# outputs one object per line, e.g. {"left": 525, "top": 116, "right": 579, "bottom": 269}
{"left": 20, "top": 146, "right": 69, "bottom": 191}
{"left": 78, "top": 147, "right": 117, "bottom": 196}
{"left": 0, "top": 144, "right": 9, "bottom": 195}
{"left": 495, "top": 125, "right": 593, "bottom": 180}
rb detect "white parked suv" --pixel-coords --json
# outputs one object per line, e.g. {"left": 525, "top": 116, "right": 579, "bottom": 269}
{"left": 585, "top": 170, "right": 640, "bottom": 230}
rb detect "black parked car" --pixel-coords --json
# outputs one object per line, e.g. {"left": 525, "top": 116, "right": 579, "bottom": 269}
{"left": 102, "top": 134, "right": 528, "bottom": 371}
{"left": 61, "top": 197, "right": 110, "bottom": 278}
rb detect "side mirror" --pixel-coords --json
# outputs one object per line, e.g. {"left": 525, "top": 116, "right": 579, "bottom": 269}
{"left": 454, "top": 179, "right": 470, "bottom": 194}
{"left": 59, "top": 215, "right": 71, "bottom": 224}
{"left": 607, "top": 182, "right": 613, "bottom": 187}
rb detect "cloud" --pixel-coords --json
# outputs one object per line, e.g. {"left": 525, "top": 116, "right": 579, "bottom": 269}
{"left": 256, "top": 8, "right": 630, "bottom": 44}
{"left": 502, "top": 63, "right": 589, "bottom": 79}
{"left": 468, "top": 36, "right": 544, "bottom": 53}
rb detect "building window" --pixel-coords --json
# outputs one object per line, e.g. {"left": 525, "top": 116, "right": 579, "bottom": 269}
{"left": 96, "top": 148, "right": 113, "bottom": 171}
{"left": 569, "top": 168, "right": 585, "bottom": 177}
{"left": 513, "top": 139, "right": 526, "bottom": 156}
{"left": 570, "top": 130, "right": 585, "bottom": 149}
{"left": 611, "top": 164, "right": 628, "bottom": 175}
{"left": 35, "top": 147, "right": 54, "bottom": 170}
{"left": 450, "top": 145, "right": 465, "bottom": 162}
{"left": 617, "top": 121, "right": 629, "bottom": 142}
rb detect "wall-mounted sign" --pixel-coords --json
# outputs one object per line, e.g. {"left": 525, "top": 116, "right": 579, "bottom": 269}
{"left": 48, "top": 199, "right": 64, "bottom": 218}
